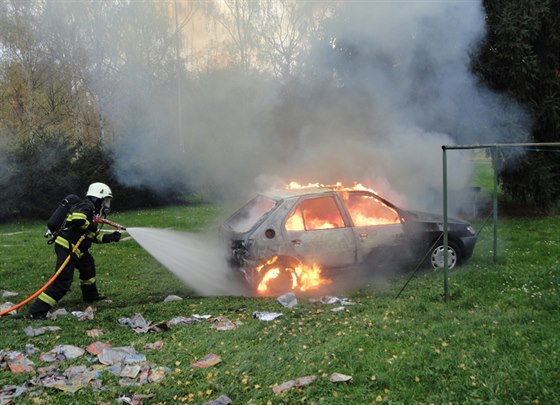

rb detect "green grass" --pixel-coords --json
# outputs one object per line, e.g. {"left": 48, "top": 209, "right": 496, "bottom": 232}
{"left": 1, "top": 204, "right": 559, "bottom": 404}
{"left": 471, "top": 150, "right": 495, "bottom": 193}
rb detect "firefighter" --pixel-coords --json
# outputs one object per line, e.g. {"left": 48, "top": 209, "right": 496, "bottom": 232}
{"left": 30, "top": 182, "right": 122, "bottom": 320}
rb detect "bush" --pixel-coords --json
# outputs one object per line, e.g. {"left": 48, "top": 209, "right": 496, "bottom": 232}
{"left": 0, "top": 135, "right": 183, "bottom": 223}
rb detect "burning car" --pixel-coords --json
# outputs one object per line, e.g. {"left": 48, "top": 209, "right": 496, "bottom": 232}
{"left": 220, "top": 183, "right": 477, "bottom": 295}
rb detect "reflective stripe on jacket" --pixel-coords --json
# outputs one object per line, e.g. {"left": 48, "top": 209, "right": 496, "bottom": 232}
{"left": 57, "top": 198, "right": 99, "bottom": 252}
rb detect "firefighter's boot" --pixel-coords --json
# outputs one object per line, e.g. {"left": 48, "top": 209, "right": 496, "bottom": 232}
{"left": 81, "top": 283, "right": 107, "bottom": 303}
{"left": 29, "top": 297, "right": 52, "bottom": 320}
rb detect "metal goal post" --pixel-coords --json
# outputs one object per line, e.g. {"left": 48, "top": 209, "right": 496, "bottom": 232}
{"left": 441, "top": 142, "right": 560, "bottom": 302}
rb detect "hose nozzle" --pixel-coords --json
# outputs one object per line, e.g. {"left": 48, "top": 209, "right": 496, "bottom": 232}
{"left": 93, "top": 216, "right": 126, "bottom": 231}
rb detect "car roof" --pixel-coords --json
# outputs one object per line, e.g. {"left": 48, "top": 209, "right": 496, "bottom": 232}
{"left": 260, "top": 186, "right": 387, "bottom": 200}
{"left": 261, "top": 187, "right": 336, "bottom": 200}
{"left": 258, "top": 186, "right": 401, "bottom": 211}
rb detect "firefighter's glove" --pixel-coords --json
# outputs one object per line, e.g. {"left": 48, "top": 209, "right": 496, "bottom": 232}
{"left": 105, "top": 231, "right": 121, "bottom": 243}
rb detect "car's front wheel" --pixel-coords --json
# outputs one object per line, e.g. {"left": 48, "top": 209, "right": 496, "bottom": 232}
{"left": 429, "top": 241, "right": 461, "bottom": 269}
{"left": 254, "top": 256, "right": 302, "bottom": 295}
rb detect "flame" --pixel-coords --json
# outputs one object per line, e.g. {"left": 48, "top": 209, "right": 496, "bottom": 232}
{"left": 287, "top": 181, "right": 376, "bottom": 193}
{"left": 255, "top": 256, "right": 332, "bottom": 295}
{"left": 285, "top": 181, "right": 400, "bottom": 228}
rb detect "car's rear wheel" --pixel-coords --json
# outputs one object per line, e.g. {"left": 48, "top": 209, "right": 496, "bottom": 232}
{"left": 429, "top": 240, "right": 461, "bottom": 269}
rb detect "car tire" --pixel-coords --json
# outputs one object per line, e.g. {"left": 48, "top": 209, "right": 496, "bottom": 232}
{"left": 256, "top": 257, "right": 301, "bottom": 295}
{"left": 429, "top": 240, "right": 461, "bottom": 270}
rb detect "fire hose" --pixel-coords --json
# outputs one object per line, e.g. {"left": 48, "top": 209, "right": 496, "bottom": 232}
{"left": 93, "top": 216, "right": 127, "bottom": 231}
{"left": 0, "top": 235, "right": 86, "bottom": 317}
{"left": 0, "top": 217, "right": 127, "bottom": 317}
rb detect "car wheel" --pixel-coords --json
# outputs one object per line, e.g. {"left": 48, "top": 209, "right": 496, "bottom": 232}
{"left": 255, "top": 257, "right": 301, "bottom": 295}
{"left": 429, "top": 241, "right": 461, "bottom": 270}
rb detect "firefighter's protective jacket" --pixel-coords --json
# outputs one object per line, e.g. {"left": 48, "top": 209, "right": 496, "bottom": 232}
{"left": 54, "top": 198, "right": 114, "bottom": 257}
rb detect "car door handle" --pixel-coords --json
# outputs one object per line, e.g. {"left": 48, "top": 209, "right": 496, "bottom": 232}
{"left": 360, "top": 233, "right": 368, "bottom": 239}
{"left": 291, "top": 239, "right": 302, "bottom": 245}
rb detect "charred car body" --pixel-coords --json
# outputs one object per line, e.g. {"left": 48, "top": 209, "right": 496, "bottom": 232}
{"left": 220, "top": 185, "right": 477, "bottom": 294}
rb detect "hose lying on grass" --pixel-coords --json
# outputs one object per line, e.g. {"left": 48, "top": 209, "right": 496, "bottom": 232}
{"left": 0, "top": 235, "right": 85, "bottom": 317}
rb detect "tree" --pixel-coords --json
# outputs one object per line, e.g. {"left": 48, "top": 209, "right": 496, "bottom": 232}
{"left": 207, "top": 0, "right": 260, "bottom": 76}
{"left": 0, "top": 0, "right": 185, "bottom": 220}
{"left": 254, "top": 0, "right": 330, "bottom": 82}
{"left": 474, "top": 0, "right": 560, "bottom": 209}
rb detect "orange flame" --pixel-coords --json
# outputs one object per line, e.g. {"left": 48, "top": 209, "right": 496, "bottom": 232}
{"left": 287, "top": 181, "right": 377, "bottom": 194}
{"left": 255, "top": 256, "right": 332, "bottom": 295}
{"left": 285, "top": 181, "right": 400, "bottom": 229}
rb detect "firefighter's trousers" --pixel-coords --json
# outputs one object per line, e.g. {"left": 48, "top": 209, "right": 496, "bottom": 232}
{"left": 30, "top": 244, "right": 100, "bottom": 316}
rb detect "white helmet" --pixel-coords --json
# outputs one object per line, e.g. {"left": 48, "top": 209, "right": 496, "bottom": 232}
{"left": 86, "top": 182, "right": 113, "bottom": 199}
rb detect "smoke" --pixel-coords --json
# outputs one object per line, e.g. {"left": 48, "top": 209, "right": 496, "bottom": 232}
{"left": 91, "top": 1, "right": 530, "bottom": 214}
{"left": 259, "top": 0, "right": 529, "bottom": 212}
{"left": 127, "top": 227, "right": 250, "bottom": 296}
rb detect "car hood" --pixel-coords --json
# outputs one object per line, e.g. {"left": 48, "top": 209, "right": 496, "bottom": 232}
{"left": 406, "top": 210, "right": 469, "bottom": 225}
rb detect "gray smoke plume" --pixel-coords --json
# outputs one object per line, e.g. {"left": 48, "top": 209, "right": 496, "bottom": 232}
{"left": 98, "top": 1, "right": 530, "bottom": 213}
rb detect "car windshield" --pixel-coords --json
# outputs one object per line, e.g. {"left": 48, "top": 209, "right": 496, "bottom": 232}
{"left": 224, "top": 195, "right": 277, "bottom": 233}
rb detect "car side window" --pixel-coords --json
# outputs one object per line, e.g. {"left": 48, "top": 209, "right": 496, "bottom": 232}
{"left": 345, "top": 194, "right": 400, "bottom": 226}
{"left": 285, "top": 196, "right": 345, "bottom": 231}
{"left": 285, "top": 206, "right": 305, "bottom": 230}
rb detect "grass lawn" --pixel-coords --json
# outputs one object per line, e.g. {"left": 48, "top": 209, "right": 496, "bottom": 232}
{"left": 1, "top": 200, "right": 559, "bottom": 404}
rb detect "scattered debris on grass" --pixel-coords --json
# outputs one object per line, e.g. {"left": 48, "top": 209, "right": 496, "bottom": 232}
{"left": 117, "top": 313, "right": 168, "bottom": 333}
{"left": 169, "top": 316, "right": 201, "bottom": 325}
{"left": 277, "top": 292, "right": 297, "bottom": 308}
{"left": 24, "top": 344, "right": 38, "bottom": 355}
{"left": 86, "top": 341, "right": 112, "bottom": 356}
{"left": 71, "top": 306, "right": 95, "bottom": 321}
{"left": 86, "top": 328, "right": 104, "bottom": 337}
{"left": 0, "top": 350, "right": 34, "bottom": 373}
{"left": 203, "top": 394, "right": 232, "bottom": 405}
{"left": 0, "top": 302, "right": 16, "bottom": 314}
{"left": 36, "top": 364, "right": 104, "bottom": 393}
{"left": 143, "top": 340, "right": 164, "bottom": 351}
{"left": 170, "top": 313, "right": 211, "bottom": 325}
{"left": 1, "top": 290, "right": 18, "bottom": 299}
{"left": 272, "top": 375, "right": 316, "bottom": 394}
{"left": 116, "top": 393, "right": 155, "bottom": 404}
{"left": 163, "top": 295, "right": 183, "bottom": 302}
{"left": 315, "top": 296, "right": 356, "bottom": 306}
{"left": 24, "top": 325, "right": 61, "bottom": 337}
{"left": 98, "top": 346, "right": 170, "bottom": 386}
{"left": 253, "top": 311, "right": 283, "bottom": 321}
{"left": 3, "top": 294, "right": 362, "bottom": 402}
{"left": 98, "top": 346, "right": 138, "bottom": 366}
{"left": 1, "top": 341, "right": 172, "bottom": 395}
{"left": 0, "top": 383, "right": 26, "bottom": 402}
{"left": 211, "top": 316, "right": 241, "bottom": 331}
{"left": 39, "top": 345, "right": 85, "bottom": 362}
{"left": 329, "top": 372, "right": 353, "bottom": 383}
{"left": 47, "top": 308, "right": 69, "bottom": 320}
{"left": 191, "top": 353, "right": 222, "bottom": 368}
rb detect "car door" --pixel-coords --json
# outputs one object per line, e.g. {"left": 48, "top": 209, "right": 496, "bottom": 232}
{"left": 282, "top": 194, "right": 357, "bottom": 268}
{"left": 340, "top": 192, "right": 405, "bottom": 262}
